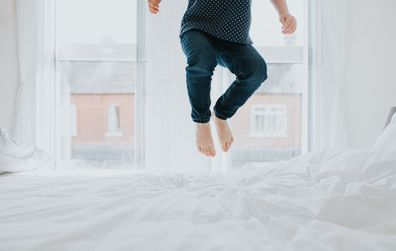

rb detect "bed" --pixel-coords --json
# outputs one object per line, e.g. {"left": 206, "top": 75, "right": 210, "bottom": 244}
{"left": 1, "top": 114, "right": 396, "bottom": 251}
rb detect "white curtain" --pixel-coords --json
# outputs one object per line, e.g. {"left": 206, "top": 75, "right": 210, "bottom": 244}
{"left": 13, "top": 0, "right": 45, "bottom": 144}
{"left": 0, "top": 0, "right": 19, "bottom": 132}
{"left": 145, "top": 0, "right": 213, "bottom": 172}
{"left": 314, "top": 0, "right": 396, "bottom": 149}
{"left": 314, "top": 0, "right": 350, "bottom": 150}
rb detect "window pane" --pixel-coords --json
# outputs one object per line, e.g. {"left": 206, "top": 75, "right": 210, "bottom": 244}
{"left": 250, "top": 0, "right": 305, "bottom": 46}
{"left": 56, "top": 0, "right": 137, "bottom": 47}
{"left": 229, "top": 62, "right": 305, "bottom": 168}
{"left": 251, "top": 104, "right": 288, "bottom": 137}
{"left": 225, "top": 0, "right": 307, "bottom": 169}
{"left": 56, "top": 0, "right": 138, "bottom": 169}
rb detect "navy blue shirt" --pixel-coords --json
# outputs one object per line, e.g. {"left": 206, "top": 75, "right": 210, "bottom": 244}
{"left": 180, "top": 0, "right": 253, "bottom": 44}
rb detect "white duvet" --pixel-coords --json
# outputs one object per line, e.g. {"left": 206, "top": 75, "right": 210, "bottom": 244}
{"left": 1, "top": 148, "right": 396, "bottom": 251}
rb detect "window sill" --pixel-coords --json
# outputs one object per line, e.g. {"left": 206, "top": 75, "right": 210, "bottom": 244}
{"left": 105, "top": 132, "right": 123, "bottom": 137}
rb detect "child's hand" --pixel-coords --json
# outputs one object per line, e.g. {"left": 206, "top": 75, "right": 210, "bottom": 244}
{"left": 279, "top": 12, "right": 297, "bottom": 34}
{"left": 148, "top": 0, "right": 161, "bottom": 14}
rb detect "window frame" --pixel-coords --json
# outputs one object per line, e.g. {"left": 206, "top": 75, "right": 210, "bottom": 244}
{"left": 37, "top": 0, "right": 146, "bottom": 169}
{"left": 37, "top": 0, "right": 315, "bottom": 171}
{"left": 106, "top": 103, "right": 122, "bottom": 137}
{"left": 212, "top": 0, "right": 311, "bottom": 171}
{"left": 249, "top": 104, "right": 288, "bottom": 138}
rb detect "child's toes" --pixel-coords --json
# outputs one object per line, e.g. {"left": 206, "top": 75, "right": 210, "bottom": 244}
{"left": 228, "top": 139, "right": 234, "bottom": 150}
{"left": 209, "top": 147, "right": 216, "bottom": 157}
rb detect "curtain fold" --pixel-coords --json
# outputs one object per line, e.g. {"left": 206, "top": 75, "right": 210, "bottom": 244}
{"left": 315, "top": 0, "right": 396, "bottom": 149}
{"left": 315, "top": 0, "right": 350, "bottom": 149}
{"left": 13, "top": 0, "right": 44, "bottom": 144}
{"left": 145, "top": 0, "right": 211, "bottom": 172}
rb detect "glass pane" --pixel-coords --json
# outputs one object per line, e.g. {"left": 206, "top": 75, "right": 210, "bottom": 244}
{"left": 225, "top": 0, "right": 307, "bottom": 169}
{"left": 56, "top": 0, "right": 138, "bottom": 169}
{"left": 229, "top": 64, "right": 303, "bottom": 169}
{"left": 250, "top": 0, "right": 305, "bottom": 46}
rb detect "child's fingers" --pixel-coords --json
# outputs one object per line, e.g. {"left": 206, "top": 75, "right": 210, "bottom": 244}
{"left": 149, "top": 3, "right": 159, "bottom": 10}
{"left": 282, "top": 17, "right": 293, "bottom": 32}
{"left": 284, "top": 24, "right": 296, "bottom": 34}
{"left": 287, "top": 19, "right": 297, "bottom": 34}
{"left": 149, "top": 6, "right": 159, "bottom": 14}
{"left": 148, "top": 1, "right": 160, "bottom": 14}
{"left": 149, "top": 7, "right": 159, "bottom": 14}
{"left": 283, "top": 22, "right": 292, "bottom": 34}
{"left": 279, "top": 16, "right": 287, "bottom": 26}
{"left": 282, "top": 18, "right": 296, "bottom": 34}
{"left": 149, "top": 2, "right": 159, "bottom": 9}
{"left": 283, "top": 25, "right": 294, "bottom": 34}
{"left": 291, "top": 20, "right": 297, "bottom": 33}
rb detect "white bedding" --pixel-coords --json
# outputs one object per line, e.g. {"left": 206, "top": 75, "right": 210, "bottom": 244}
{"left": 1, "top": 148, "right": 396, "bottom": 251}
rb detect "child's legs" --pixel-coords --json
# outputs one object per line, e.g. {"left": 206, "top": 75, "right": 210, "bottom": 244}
{"left": 213, "top": 42, "right": 267, "bottom": 120}
{"left": 180, "top": 29, "right": 217, "bottom": 123}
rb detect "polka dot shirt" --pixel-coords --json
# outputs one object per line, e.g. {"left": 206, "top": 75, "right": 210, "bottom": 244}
{"left": 180, "top": 0, "right": 253, "bottom": 44}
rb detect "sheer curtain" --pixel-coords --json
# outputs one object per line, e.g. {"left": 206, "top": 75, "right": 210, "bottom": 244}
{"left": 313, "top": 0, "right": 350, "bottom": 150}
{"left": 145, "top": 0, "right": 212, "bottom": 172}
{"left": 314, "top": 0, "right": 396, "bottom": 149}
{"left": 13, "top": 0, "right": 45, "bottom": 145}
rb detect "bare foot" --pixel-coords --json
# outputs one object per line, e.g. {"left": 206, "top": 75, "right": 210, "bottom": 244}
{"left": 195, "top": 123, "right": 216, "bottom": 157}
{"left": 214, "top": 115, "right": 234, "bottom": 152}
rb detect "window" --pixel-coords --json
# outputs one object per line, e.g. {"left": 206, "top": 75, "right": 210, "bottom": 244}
{"left": 250, "top": 105, "right": 288, "bottom": 138}
{"left": 214, "top": 0, "right": 308, "bottom": 169}
{"left": 55, "top": 0, "right": 142, "bottom": 169}
{"left": 40, "top": 0, "right": 308, "bottom": 171}
{"left": 106, "top": 104, "right": 122, "bottom": 137}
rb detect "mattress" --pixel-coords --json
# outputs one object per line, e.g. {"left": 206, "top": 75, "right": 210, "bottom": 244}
{"left": 0, "top": 148, "right": 396, "bottom": 251}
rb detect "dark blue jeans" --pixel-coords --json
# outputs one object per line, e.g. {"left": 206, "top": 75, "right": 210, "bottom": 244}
{"left": 180, "top": 29, "right": 268, "bottom": 123}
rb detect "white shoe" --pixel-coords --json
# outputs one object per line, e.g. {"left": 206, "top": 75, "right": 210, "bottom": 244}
{"left": 0, "top": 128, "right": 35, "bottom": 158}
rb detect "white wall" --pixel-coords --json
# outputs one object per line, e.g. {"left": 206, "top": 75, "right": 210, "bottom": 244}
{"left": 343, "top": 0, "right": 396, "bottom": 147}
{"left": 0, "top": 0, "right": 18, "bottom": 133}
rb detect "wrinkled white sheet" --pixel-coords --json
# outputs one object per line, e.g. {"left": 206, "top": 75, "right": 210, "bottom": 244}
{"left": 1, "top": 148, "right": 396, "bottom": 251}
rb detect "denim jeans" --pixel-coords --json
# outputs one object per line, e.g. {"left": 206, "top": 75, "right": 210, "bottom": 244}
{"left": 180, "top": 29, "right": 268, "bottom": 123}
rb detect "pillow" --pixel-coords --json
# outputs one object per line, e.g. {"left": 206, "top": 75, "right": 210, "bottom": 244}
{"left": 373, "top": 112, "right": 396, "bottom": 150}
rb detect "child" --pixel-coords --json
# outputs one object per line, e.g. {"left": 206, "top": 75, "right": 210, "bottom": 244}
{"left": 148, "top": 0, "right": 297, "bottom": 157}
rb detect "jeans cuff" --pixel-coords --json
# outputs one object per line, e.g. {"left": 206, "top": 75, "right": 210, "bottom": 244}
{"left": 213, "top": 110, "right": 228, "bottom": 120}
{"left": 192, "top": 117, "right": 211, "bottom": 123}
